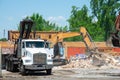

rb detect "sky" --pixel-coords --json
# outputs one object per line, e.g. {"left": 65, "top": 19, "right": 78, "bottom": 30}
{"left": 0, "top": 0, "right": 90, "bottom": 39}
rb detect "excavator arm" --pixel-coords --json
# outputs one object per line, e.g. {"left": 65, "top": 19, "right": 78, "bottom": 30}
{"left": 80, "top": 27, "right": 97, "bottom": 52}
{"left": 55, "top": 27, "right": 96, "bottom": 51}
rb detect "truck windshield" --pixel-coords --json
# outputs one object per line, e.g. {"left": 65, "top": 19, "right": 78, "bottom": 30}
{"left": 26, "top": 41, "right": 49, "bottom": 48}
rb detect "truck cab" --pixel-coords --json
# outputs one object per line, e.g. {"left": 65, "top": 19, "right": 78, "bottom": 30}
{"left": 19, "top": 39, "right": 53, "bottom": 75}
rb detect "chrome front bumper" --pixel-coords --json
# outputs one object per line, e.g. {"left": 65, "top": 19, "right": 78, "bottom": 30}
{"left": 25, "top": 64, "right": 53, "bottom": 70}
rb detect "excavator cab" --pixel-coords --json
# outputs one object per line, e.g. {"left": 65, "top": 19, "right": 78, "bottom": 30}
{"left": 54, "top": 42, "right": 64, "bottom": 58}
{"left": 111, "top": 32, "right": 120, "bottom": 47}
{"left": 108, "top": 27, "right": 120, "bottom": 47}
{"left": 111, "top": 13, "right": 120, "bottom": 47}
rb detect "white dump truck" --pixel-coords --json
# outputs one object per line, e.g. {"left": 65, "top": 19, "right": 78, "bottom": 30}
{"left": 5, "top": 19, "right": 53, "bottom": 75}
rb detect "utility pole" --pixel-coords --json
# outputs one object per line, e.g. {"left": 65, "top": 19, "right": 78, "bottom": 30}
{"left": 3, "top": 29, "right": 5, "bottom": 38}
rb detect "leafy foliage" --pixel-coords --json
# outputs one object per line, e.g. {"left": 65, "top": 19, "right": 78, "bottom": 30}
{"left": 25, "top": 13, "right": 68, "bottom": 32}
{"left": 67, "top": 5, "right": 104, "bottom": 41}
{"left": 0, "top": 38, "right": 7, "bottom": 41}
{"left": 90, "top": 0, "right": 120, "bottom": 40}
{"left": 28, "top": 13, "right": 55, "bottom": 31}
{"left": 67, "top": 0, "right": 120, "bottom": 41}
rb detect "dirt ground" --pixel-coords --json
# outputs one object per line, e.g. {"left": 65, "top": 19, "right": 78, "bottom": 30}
{"left": 1, "top": 66, "right": 120, "bottom": 80}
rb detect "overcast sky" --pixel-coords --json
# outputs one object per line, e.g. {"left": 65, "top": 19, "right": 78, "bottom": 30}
{"left": 0, "top": 0, "right": 90, "bottom": 39}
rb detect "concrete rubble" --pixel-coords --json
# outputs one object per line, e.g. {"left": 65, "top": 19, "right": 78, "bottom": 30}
{"left": 59, "top": 52, "right": 120, "bottom": 69}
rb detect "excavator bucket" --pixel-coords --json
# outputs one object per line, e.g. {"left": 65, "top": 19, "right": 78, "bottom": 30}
{"left": 92, "top": 55, "right": 105, "bottom": 66}
{"left": 85, "top": 49, "right": 105, "bottom": 66}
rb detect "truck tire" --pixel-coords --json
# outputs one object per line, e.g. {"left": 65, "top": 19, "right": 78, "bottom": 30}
{"left": 6, "top": 60, "right": 10, "bottom": 71}
{"left": 14, "top": 65, "right": 19, "bottom": 72}
{"left": 10, "top": 61, "right": 14, "bottom": 72}
{"left": 19, "top": 62, "right": 26, "bottom": 75}
{"left": 46, "top": 69, "right": 52, "bottom": 75}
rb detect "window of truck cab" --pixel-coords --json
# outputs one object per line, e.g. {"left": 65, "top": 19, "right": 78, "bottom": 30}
{"left": 26, "top": 41, "right": 49, "bottom": 48}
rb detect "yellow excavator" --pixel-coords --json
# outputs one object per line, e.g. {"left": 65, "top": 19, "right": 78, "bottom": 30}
{"left": 46, "top": 27, "right": 98, "bottom": 65}
{"left": 47, "top": 27, "right": 96, "bottom": 57}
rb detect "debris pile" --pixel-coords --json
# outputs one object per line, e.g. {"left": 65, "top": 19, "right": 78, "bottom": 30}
{"left": 61, "top": 52, "right": 120, "bottom": 69}
{"left": 62, "top": 58, "right": 95, "bottom": 68}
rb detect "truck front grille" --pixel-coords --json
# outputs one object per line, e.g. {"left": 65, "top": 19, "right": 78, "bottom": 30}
{"left": 33, "top": 53, "right": 46, "bottom": 64}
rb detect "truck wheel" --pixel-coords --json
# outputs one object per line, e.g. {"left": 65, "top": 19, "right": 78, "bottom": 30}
{"left": 14, "top": 65, "right": 19, "bottom": 72}
{"left": 19, "top": 62, "right": 26, "bottom": 75}
{"left": 6, "top": 60, "right": 10, "bottom": 71}
{"left": 10, "top": 61, "right": 14, "bottom": 72}
{"left": 46, "top": 69, "right": 52, "bottom": 75}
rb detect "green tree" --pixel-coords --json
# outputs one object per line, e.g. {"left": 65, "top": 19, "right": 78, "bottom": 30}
{"left": 0, "top": 38, "right": 7, "bottom": 41}
{"left": 68, "top": 5, "right": 92, "bottom": 30}
{"left": 29, "top": 13, "right": 56, "bottom": 31}
{"left": 67, "top": 5, "right": 104, "bottom": 41}
{"left": 54, "top": 26, "right": 68, "bottom": 32}
{"left": 90, "top": 0, "right": 120, "bottom": 40}
{"left": 25, "top": 13, "right": 68, "bottom": 32}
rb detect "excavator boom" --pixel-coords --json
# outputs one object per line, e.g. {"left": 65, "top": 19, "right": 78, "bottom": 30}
{"left": 56, "top": 27, "right": 96, "bottom": 51}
